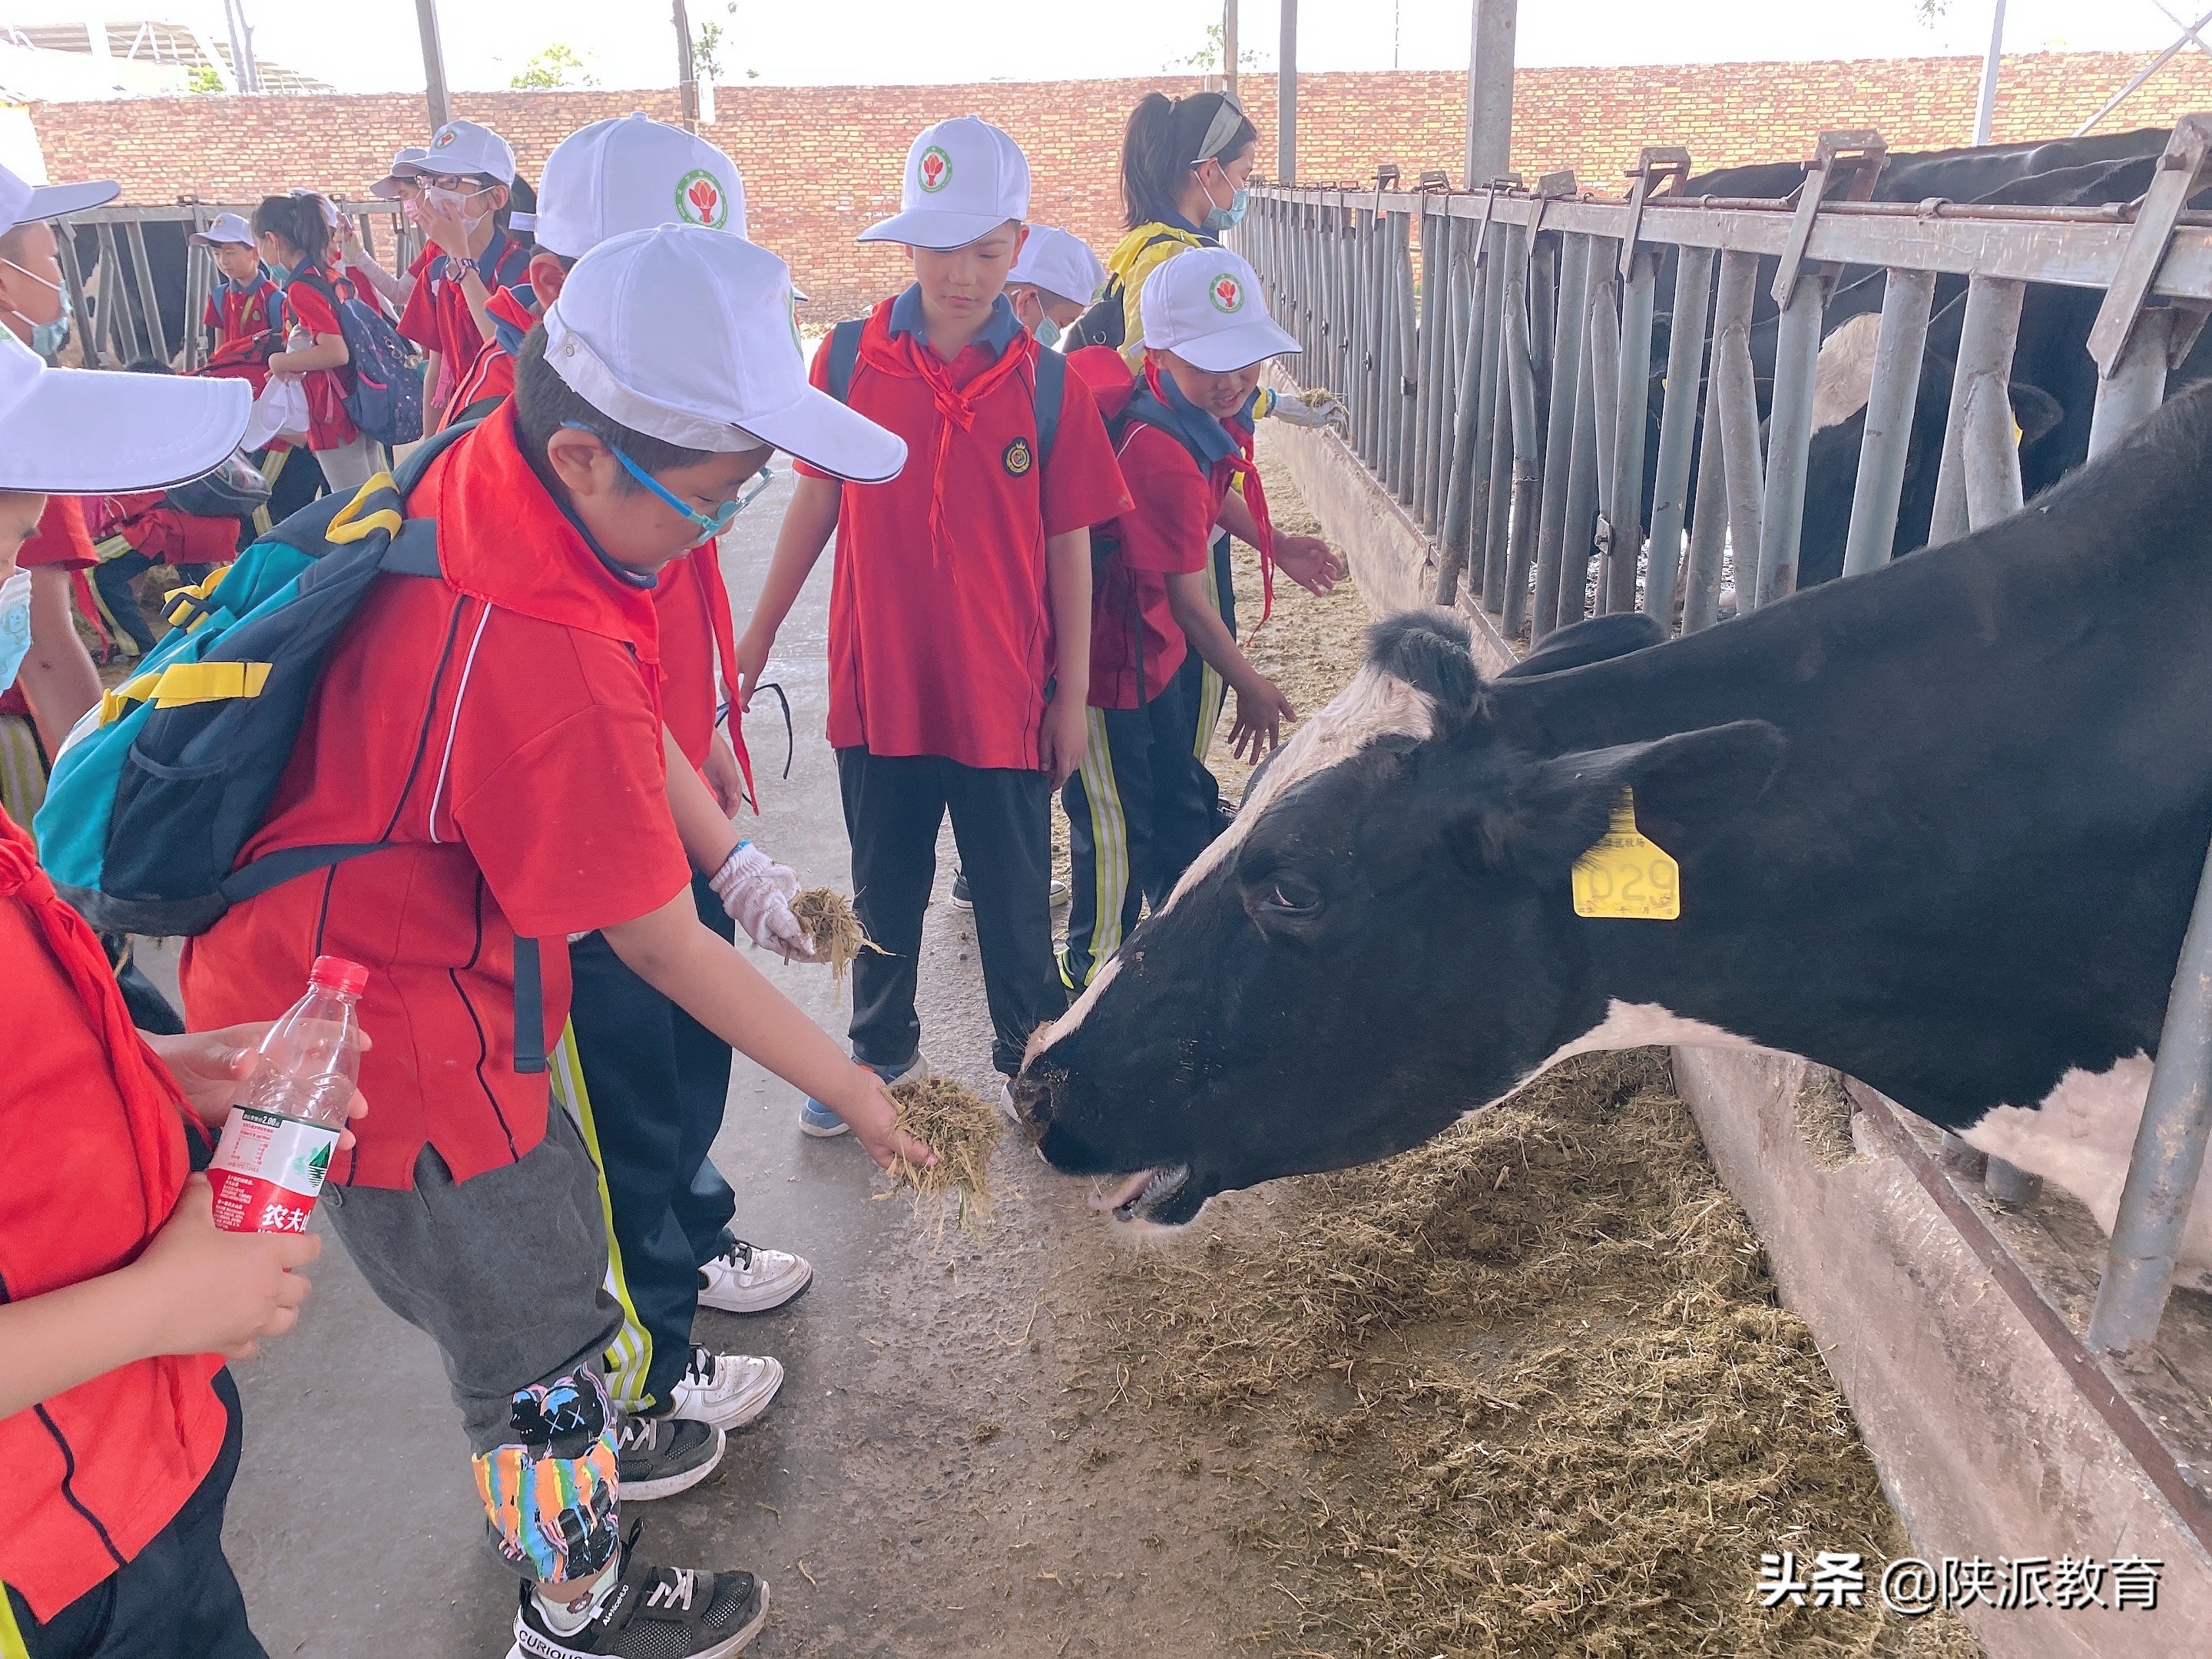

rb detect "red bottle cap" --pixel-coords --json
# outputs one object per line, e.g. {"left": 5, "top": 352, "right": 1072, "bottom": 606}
{"left": 310, "top": 955, "right": 369, "bottom": 997}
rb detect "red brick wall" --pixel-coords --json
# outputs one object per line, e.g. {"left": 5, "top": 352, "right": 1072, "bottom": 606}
{"left": 29, "top": 51, "right": 2212, "bottom": 318}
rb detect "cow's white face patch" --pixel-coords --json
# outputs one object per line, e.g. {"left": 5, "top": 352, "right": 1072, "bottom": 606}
{"left": 1040, "top": 953, "right": 1122, "bottom": 1050}
{"left": 1155, "top": 663, "right": 1440, "bottom": 919}
{"left": 1810, "top": 310, "right": 1883, "bottom": 432}
{"left": 1960, "top": 1055, "right": 2212, "bottom": 1280}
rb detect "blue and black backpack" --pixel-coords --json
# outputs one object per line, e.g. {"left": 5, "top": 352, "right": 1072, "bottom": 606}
{"left": 296, "top": 268, "right": 424, "bottom": 449}
{"left": 35, "top": 417, "right": 545, "bottom": 1071}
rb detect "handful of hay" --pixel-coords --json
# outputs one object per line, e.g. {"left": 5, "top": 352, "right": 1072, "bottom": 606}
{"left": 1297, "top": 384, "right": 1340, "bottom": 408}
{"left": 790, "top": 887, "right": 883, "bottom": 984}
{"left": 884, "top": 1075, "right": 1002, "bottom": 1231}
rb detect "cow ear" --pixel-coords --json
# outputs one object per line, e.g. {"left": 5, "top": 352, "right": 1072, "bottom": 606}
{"left": 1364, "top": 611, "right": 1484, "bottom": 727}
{"left": 1498, "top": 612, "right": 1666, "bottom": 680}
{"left": 2008, "top": 379, "right": 2064, "bottom": 452}
{"left": 1463, "top": 719, "right": 1788, "bottom": 874}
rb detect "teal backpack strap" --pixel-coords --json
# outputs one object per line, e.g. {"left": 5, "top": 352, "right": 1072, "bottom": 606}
{"left": 1033, "top": 347, "right": 1065, "bottom": 470}
{"left": 826, "top": 319, "right": 865, "bottom": 403}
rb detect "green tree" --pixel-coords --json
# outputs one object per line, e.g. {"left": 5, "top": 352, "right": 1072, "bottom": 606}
{"left": 186, "top": 64, "right": 224, "bottom": 94}
{"left": 1167, "top": 21, "right": 1266, "bottom": 75}
{"left": 509, "top": 43, "right": 598, "bottom": 91}
{"left": 693, "top": 5, "right": 760, "bottom": 83}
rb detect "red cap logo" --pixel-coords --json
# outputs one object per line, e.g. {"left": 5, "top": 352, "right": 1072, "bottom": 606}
{"left": 918, "top": 145, "right": 952, "bottom": 194}
{"left": 1209, "top": 274, "right": 1243, "bottom": 314}
{"left": 675, "top": 169, "right": 730, "bottom": 230}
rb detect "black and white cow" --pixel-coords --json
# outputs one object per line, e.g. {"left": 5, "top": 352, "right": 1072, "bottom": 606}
{"left": 1016, "top": 378, "right": 2212, "bottom": 1280}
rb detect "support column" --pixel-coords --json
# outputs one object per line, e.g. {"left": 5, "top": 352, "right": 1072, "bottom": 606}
{"left": 1277, "top": 0, "right": 1298, "bottom": 182}
{"left": 1465, "top": 0, "right": 1518, "bottom": 186}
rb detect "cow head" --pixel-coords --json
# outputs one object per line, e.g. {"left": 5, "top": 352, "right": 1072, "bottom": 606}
{"left": 1015, "top": 612, "right": 1785, "bottom": 1227}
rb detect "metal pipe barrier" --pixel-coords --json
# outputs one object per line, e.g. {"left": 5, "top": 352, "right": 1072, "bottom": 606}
{"left": 1237, "top": 114, "right": 2212, "bottom": 1353}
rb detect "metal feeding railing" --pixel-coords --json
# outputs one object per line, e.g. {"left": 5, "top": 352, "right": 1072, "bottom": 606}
{"left": 1234, "top": 119, "right": 2212, "bottom": 1358}
{"left": 45, "top": 200, "right": 418, "bottom": 373}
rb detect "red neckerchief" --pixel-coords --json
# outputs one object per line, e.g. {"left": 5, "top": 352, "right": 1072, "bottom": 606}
{"left": 1140, "top": 356, "right": 1276, "bottom": 634}
{"left": 0, "top": 809, "right": 197, "bottom": 1220}
{"left": 688, "top": 541, "right": 757, "bottom": 811}
{"left": 416, "top": 402, "right": 664, "bottom": 723}
{"left": 856, "top": 301, "right": 1038, "bottom": 566}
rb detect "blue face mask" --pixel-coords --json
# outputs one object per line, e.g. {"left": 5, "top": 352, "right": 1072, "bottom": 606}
{"left": 264, "top": 260, "right": 293, "bottom": 288}
{"left": 1198, "top": 166, "right": 1248, "bottom": 233}
{"left": 1034, "top": 316, "right": 1062, "bottom": 350}
{"left": 0, "top": 571, "right": 32, "bottom": 692}
{"left": 564, "top": 422, "right": 773, "bottom": 538}
{"left": 4, "top": 257, "right": 72, "bottom": 358}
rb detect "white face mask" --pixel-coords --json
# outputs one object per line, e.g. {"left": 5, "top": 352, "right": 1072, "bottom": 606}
{"left": 424, "top": 184, "right": 495, "bottom": 233}
{"left": 0, "top": 569, "right": 32, "bottom": 691}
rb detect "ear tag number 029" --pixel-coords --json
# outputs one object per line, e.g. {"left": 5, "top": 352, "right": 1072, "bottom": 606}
{"left": 1571, "top": 787, "right": 1680, "bottom": 920}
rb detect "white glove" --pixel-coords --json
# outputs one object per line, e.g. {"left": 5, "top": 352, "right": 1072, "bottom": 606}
{"left": 1269, "top": 388, "right": 1349, "bottom": 431}
{"left": 709, "top": 841, "right": 810, "bottom": 960}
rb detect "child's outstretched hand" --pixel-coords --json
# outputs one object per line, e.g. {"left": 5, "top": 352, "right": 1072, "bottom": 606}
{"left": 834, "top": 1065, "right": 939, "bottom": 1174}
{"left": 1229, "top": 674, "right": 1298, "bottom": 762}
{"left": 129, "top": 1176, "right": 320, "bottom": 1363}
{"left": 1273, "top": 532, "right": 1346, "bottom": 596}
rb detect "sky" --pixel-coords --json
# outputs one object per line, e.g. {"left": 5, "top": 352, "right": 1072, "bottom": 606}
{"left": 10, "top": 2, "right": 2206, "bottom": 94}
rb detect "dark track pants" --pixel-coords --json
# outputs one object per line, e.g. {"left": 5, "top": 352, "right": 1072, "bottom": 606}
{"left": 558, "top": 873, "right": 739, "bottom": 1416}
{"left": 837, "top": 747, "right": 1066, "bottom": 1078}
{"left": 250, "top": 446, "right": 326, "bottom": 542}
{"left": 1060, "top": 682, "right": 1222, "bottom": 988}
{"left": 1171, "top": 530, "right": 1238, "bottom": 836}
{"left": 6, "top": 1370, "right": 263, "bottom": 1659}
{"left": 91, "top": 555, "right": 217, "bottom": 657}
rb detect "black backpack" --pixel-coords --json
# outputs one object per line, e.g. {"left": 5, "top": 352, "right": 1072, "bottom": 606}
{"left": 1061, "top": 228, "right": 1211, "bottom": 352}
{"left": 821, "top": 317, "right": 1065, "bottom": 466}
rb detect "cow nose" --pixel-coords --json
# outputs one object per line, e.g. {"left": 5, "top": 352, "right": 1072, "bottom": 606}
{"left": 1009, "top": 1063, "right": 1063, "bottom": 1140}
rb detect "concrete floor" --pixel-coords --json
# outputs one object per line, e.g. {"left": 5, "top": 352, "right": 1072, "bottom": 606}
{"left": 162, "top": 468, "right": 1273, "bottom": 1657}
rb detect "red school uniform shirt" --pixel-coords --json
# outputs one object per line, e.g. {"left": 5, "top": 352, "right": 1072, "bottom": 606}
{"left": 400, "top": 229, "right": 531, "bottom": 415}
{"left": 180, "top": 405, "right": 690, "bottom": 1190}
{"left": 0, "top": 809, "right": 228, "bottom": 1620}
{"left": 796, "top": 288, "right": 1131, "bottom": 771}
{"left": 202, "top": 271, "right": 280, "bottom": 346}
{"left": 88, "top": 491, "right": 239, "bottom": 571}
{"left": 0, "top": 498, "right": 98, "bottom": 719}
{"left": 280, "top": 268, "right": 360, "bottom": 452}
{"left": 439, "top": 280, "right": 538, "bottom": 432}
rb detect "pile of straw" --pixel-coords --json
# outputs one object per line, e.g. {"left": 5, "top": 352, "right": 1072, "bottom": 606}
{"left": 790, "top": 887, "right": 883, "bottom": 985}
{"left": 886, "top": 1075, "right": 1002, "bottom": 1233}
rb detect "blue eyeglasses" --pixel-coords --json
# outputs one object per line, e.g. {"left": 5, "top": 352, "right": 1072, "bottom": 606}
{"left": 561, "top": 422, "right": 773, "bottom": 537}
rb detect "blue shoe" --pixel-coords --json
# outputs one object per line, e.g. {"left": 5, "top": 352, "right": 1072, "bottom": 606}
{"left": 801, "top": 1053, "right": 928, "bottom": 1138}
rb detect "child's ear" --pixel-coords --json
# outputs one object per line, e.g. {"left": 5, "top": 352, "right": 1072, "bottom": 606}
{"left": 543, "top": 428, "right": 609, "bottom": 500}
{"left": 527, "top": 252, "right": 568, "bottom": 305}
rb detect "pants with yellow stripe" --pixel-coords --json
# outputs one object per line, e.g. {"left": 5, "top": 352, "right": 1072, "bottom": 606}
{"left": 1060, "top": 675, "right": 1224, "bottom": 989}
{"left": 1171, "top": 530, "right": 1238, "bottom": 831}
{"left": 551, "top": 873, "right": 739, "bottom": 1416}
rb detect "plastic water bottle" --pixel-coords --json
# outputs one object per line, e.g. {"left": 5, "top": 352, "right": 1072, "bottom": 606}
{"left": 208, "top": 956, "right": 368, "bottom": 1234}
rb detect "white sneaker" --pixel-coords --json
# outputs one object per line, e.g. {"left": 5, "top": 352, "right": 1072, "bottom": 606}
{"left": 697, "top": 1240, "right": 813, "bottom": 1314}
{"left": 667, "top": 1346, "right": 783, "bottom": 1432}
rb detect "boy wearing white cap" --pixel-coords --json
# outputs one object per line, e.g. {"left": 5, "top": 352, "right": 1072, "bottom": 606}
{"left": 0, "top": 339, "right": 326, "bottom": 1658}
{"left": 398, "top": 120, "right": 533, "bottom": 424}
{"left": 736, "top": 115, "right": 1132, "bottom": 1122}
{"left": 182, "top": 225, "right": 926, "bottom": 1659}
{"left": 0, "top": 161, "right": 119, "bottom": 770}
{"left": 1006, "top": 224, "right": 1106, "bottom": 349}
{"left": 190, "top": 214, "right": 282, "bottom": 367}
{"left": 1059, "top": 249, "right": 1309, "bottom": 988}
{"left": 434, "top": 111, "right": 816, "bottom": 1445}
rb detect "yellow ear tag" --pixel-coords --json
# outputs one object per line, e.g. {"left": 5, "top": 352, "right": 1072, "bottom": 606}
{"left": 1571, "top": 787, "right": 1681, "bottom": 920}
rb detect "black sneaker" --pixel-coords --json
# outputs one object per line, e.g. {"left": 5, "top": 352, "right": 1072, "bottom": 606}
{"left": 614, "top": 1414, "right": 724, "bottom": 1502}
{"left": 949, "top": 868, "right": 975, "bottom": 910}
{"left": 513, "top": 1523, "right": 767, "bottom": 1658}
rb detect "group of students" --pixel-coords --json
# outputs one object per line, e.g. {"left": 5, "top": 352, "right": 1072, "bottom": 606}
{"left": 0, "top": 82, "right": 1343, "bottom": 1659}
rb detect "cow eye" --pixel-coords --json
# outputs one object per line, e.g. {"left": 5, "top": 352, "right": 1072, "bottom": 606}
{"left": 1261, "top": 872, "right": 1321, "bottom": 915}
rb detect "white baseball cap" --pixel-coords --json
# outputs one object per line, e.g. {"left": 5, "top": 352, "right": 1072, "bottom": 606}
{"left": 368, "top": 147, "right": 429, "bottom": 200}
{"left": 857, "top": 115, "right": 1028, "bottom": 251}
{"left": 414, "top": 120, "right": 516, "bottom": 185}
{"left": 1140, "top": 248, "right": 1299, "bottom": 372}
{"left": 543, "top": 224, "right": 905, "bottom": 482}
{"left": 1008, "top": 226, "right": 1106, "bottom": 306}
{"left": 0, "top": 162, "right": 118, "bottom": 239}
{"left": 189, "top": 211, "right": 256, "bottom": 248}
{"left": 535, "top": 113, "right": 747, "bottom": 258}
{"left": 0, "top": 333, "right": 249, "bottom": 492}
